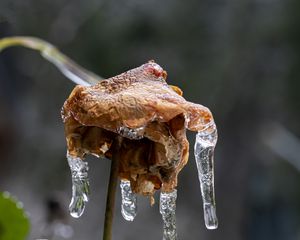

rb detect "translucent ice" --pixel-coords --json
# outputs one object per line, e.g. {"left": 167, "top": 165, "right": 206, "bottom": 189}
{"left": 194, "top": 123, "right": 218, "bottom": 229}
{"left": 117, "top": 126, "right": 145, "bottom": 140}
{"left": 160, "top": 190, "right": 177, "bottom": 240}
{"left": 67, "top": 153, "right": 90, "bottom": 218}
{"left": 0, "top": 37, "right": 101, "bottom": 86}
{"left": 120, "top": 180, "right": 137, "bottom": 221}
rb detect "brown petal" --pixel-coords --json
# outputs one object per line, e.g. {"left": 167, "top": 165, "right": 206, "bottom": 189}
{"left": 62, "top": 61, "right": 213, "bottom": 196}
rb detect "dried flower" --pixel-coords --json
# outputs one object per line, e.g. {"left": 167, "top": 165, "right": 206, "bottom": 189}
{"left": 62, "top": 60, "right": 214, "bottom": 196}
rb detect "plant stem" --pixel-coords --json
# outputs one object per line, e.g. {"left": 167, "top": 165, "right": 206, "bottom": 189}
{"left": 103, "top": 136, "right": 123, "bottom": 240}
{"left": 0, "top": 36, "right": 102, "bottom": 86}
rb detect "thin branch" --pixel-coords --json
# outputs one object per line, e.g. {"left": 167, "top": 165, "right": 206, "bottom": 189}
{"left": 0, "top": 36, "right": 102, "bottom": 86}
{"left": 103, "top": 136, "right": 123, "bottom": 240}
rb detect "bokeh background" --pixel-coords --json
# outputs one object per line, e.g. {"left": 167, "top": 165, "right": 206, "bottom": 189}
{"left": 1, "top": 0, "right": 300, "bottom": 239}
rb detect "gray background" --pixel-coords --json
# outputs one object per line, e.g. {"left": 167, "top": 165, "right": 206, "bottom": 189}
{"left": 1, "top": 0, "right": 300, "bottom": 239}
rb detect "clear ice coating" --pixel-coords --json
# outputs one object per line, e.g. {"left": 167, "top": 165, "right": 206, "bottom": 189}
{"left": 0, "top": 37, "right": 102, "bottom": 86}
{"left": 117, "top": 126, "right": 145, "bottom": 140}
{"left": 160, "top": 190, "right": 177, "bottom": 240}
{"left": 120, "top": 180, "right": 137, "bottom": 221}
{"left": 194, "top": 123, "right": 218, "bottom": 229}
{"left": 67, "top": 153, "right": 90, "bottom": 218}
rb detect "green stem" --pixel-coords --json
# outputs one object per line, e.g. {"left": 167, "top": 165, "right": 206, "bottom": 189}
{"left": 0, "top": 36, "right": 102, "bottom": 86}
{"left": 103, "top": 136, "right": 123, "bottom": 240}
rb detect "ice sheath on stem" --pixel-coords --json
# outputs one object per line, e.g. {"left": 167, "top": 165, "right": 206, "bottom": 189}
{"left": 194, "top": 123, "right": 218, "bottom": 229}
{"left": 0, "top": 36, "right": 101, "bottom": 86}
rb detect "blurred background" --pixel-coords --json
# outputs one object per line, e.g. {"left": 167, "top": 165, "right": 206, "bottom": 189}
{"left": 0, "top": 0, "right": 300, "bottom": 239}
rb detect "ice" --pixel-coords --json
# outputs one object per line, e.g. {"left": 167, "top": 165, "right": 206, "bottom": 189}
{"left": 120, "top": 180, "right": 137, "bottom": 221}
{"left": 194, "top": 123, "right": 218, "bottom": 229}
{"left": 0, "top": 37, "right": 101, "bottom": 86}
{"left": 67, "top": 153, "right": 90, "bottom": 218}
{"left": 117, "top": 126, "right": 145, "bottom": 140}
{"left": 159, "top": 190, "right": 177, "bottom": 240}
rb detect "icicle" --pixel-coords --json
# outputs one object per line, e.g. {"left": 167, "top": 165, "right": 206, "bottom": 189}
{"left": 159, "top": 189, "right": 177, "bottom": 240}
{"left": 67, "top": 153, "right": 90, "bottom": 218}
{"left": 120, "top": 179, "right": 137, "bottom": 221}
{"left": 0, "top": 36, "right": 102, "bottom": 86}
{"left": 194, "top": 123, "right": 218, "bottom": 229}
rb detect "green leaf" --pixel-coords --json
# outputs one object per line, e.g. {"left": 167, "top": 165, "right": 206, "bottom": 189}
{"left": 0, "top": 192, "right": 30, "bottom": 240}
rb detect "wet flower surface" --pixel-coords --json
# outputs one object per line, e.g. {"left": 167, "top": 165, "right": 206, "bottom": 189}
{"left": 62, "top": 60, "right": 218, "bottom": 239}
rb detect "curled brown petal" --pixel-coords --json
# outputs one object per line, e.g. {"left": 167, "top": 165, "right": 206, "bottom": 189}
{"left": 62, "top": 61, "right": 215, "bottom": 196}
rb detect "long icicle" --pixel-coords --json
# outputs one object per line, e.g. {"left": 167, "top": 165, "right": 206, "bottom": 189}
{"left": 160, "top": 189, "right": 177, "bottom": 240}
{"left": 194, "top": 123, "right": 218, "bottom": 229}
{"left": 67, "top": 152, "right": 90, "bottom": 218}
{"left": 0, "top": 36, "right": 102, "bottom": 86}
{"left": 120, "top": 179, "right": 137, "bottom": 221}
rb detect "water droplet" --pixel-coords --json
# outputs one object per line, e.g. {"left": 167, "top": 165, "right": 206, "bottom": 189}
{"left": 67, "top": 153, "right": 90, "bottom": 218}
{"left": 120, "top": 180, "right": 137, "bottom": 221}
{"left": 194, "top": 123, "right": 218, "bottom": 229}
{"left": 160, "top": 189, "right": 177, "bottom": 240}
{"left": 117, "top": 126, "right": 145, "bottom": 140}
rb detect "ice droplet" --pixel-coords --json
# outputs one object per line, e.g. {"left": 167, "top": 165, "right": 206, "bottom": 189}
{"left": 120, "top": 180, "right": 137, "bottom": 221}
{"left": 194, "top": 123, "right": 218, "bottom": 229}
{"left": 67, "top": 153, "right": 90, "bottom": 218}
{"left": 160, "top": 190, "right": 177, "bottom": 240}
{"left": 117, "top": 126, "right": 145, "bottom": 140}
